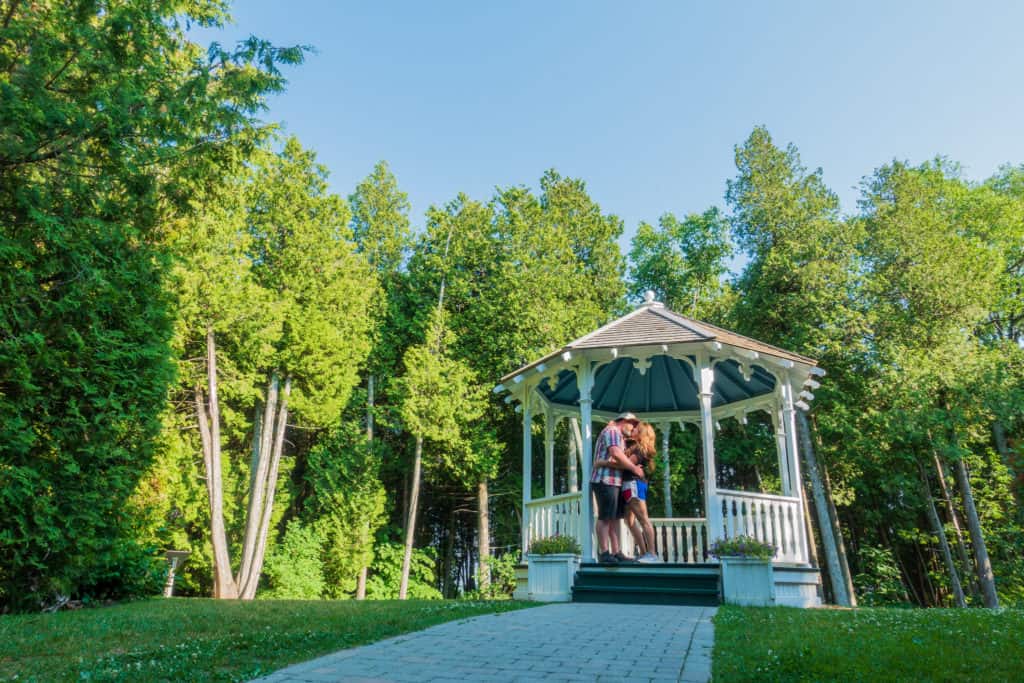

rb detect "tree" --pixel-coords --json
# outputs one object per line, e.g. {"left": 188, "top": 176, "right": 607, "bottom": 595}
{"left": 726, "top": 127, "right": 862, "bottom": 606}
{"left": 0, "top": 0, "right": 301, "bottom": 610}
{"left": 403, "top": 173, "right": 626, "bottom": 587}
{"left": 859, "top": 160, "right": 1006, "bottom": 607}
{"left": 304, "top": 423, "right": 387, "bottom": 599}
{"left": 348, "top": 161, "right": 414, "bottom": 597}
{"left": 176, "top": 138, "right": 376, "bottom": 599}
{"left": 397, "top": 308, "right": 488, "bottom": 599}
{"left": 628, "top": 208, "right": 732, "bottom": 317}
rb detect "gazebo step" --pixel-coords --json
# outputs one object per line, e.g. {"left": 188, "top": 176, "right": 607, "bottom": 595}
{"left": 572, "top": 564, "right": 721, "bottom": 606}
{"left": 571, "top": 584, "right": 720, "bottom": 606}
{"left": 575, "top": 568, "right": 719, "bottom": 591}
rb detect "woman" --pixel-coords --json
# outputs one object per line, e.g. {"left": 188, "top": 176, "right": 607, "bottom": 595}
{"left": 621, "top": 422, "right": 660, "bottom": 563}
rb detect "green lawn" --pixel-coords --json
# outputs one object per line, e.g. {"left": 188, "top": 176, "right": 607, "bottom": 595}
{"left": 714, "top": 605, "right": 1024, "bottom": 682}
{"left": 0, "top": 598, "right": 535, "bottom": 682}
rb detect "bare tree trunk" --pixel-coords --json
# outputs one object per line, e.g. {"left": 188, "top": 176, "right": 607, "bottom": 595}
{"left": 356, "top": 567, "right": 368, "bottom": 600}
{"left": 197, "top": 328, "right": 238, "bottom": 599}
{"left": 355, "top": 374, "right": 375, "bottom": 601}
{"left": 880, "top": 525, "right": 916, "bottom": 604}
{"left": 249, "top": 409, "right": 262, "bottom": 493}
{"left": 932, "top": 451, "right": 979, "bottom": 601}
{"left": 955, "top": 458, "right": 1000, "bottom": 608}
{"left": 797, "top": 412, "right": 850, "bottom": 606}
{"left": 367, "top": 374, "right": 375, "bottom": 441}
{"left": 478, "top": 480, "right": 491, "bottom": 591}
{"left": 568, "top": 417, "right": 581, "bottom": 493}
{"left": 800, "top": 477, "right": 820, "bottom": 569}
{"left": 661, "top": 423, "right": 673, "bottom": 517}
{"left": 399, "top": 436, "right": 424, "bottom": 600}
{"left": 440, "top": 508, "right": 454, "bottom": 598}
{"left": 911, "top": 537, "right": 938, "bottom": 606}
{"left": 993, "top": 420, "right": 1020, "bottom": 506}
{"left": 238, "top": 375, "right": 279, "bottom": 589}
{"left": 241, "top": 376, "right": 291, "bottom": 599}
{"left": 919, "top": 463, "right": 966, "bottom": 607}
{"left": 811, "top": 414, "right": 857, "bottom": 605}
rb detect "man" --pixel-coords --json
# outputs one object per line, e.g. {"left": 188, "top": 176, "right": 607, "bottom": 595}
{"left": 590, "top": 412, "right": 645, "bottom": 564}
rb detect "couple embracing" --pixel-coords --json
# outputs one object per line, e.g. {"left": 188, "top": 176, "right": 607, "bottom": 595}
{"left": 590, "top": 412, "right": 660, "bottom": 564}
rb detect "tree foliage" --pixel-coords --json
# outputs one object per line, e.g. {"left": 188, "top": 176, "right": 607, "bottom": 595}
{"left": 0, "top": 0, "right": 301, "bottom": 610}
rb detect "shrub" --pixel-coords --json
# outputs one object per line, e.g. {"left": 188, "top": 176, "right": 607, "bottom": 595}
{"left": 364, "top": 542, "right": 442, "bottom": 600}
{"left": 709, "top": 535, "right": 776, "bottom": 560}
{"left": 465, "top": 552, "right": 518, "bottom": 599}
{"left": 261, "top": 521, "right": 326, "bottom": 599}
{"left": 528, "top": 535, "right": 581, "bottom": 555}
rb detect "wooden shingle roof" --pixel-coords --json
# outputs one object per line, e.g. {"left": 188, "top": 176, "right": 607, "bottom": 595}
{"left": 500, "top": 301, "right": 816, "bottom": 383}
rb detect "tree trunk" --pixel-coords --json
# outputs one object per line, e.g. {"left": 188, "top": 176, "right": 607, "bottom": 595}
{"left": 238, "top": 375, "right": 279, "bottom": 590}
{"left": 197, "top": 327, "right": 238, "bottom": 599}
{"left": 993, "top": 420, "right": 1020, "bottom": 506}
{"left": 661, "top": 423, "right": 673, "bottom": 517}
{"left": 249, "top": 409, "right": 262, "bottom": 493}
{"left": 796, "top": 412, "right": 850, "bottom": 606}
{"left": 568, "top": 417, "right": 582, "bottom": 493}
{"left": 919, "top": 463, "right": 966, "bottom": 607}
{"left": 880, "top": 524, "right": 916, "bottom": 604}
{"left": 478, "top": 479, "right": 491, "bottom": 592}
{"left": 800, "top": 477, "right": 821, "bottom": 569}
{"left": 356, "top": 566, "right": 368, "bottom": 600}
{"left": 399, "top": 435, "right": 424, "bottom": 600}
{"left": 441, "top": 507, "right": 455, "bottom": 598}
{"left": 355, "top": 374, "right": 375, "bottom": 601}
{"left": 241, "top": 376, "right": 291, "bottom": 599}
{"left": 367, "top": 374, "right": 375, "bottom": 440}
{"left": 811, "top": 414, "right": 857, "bottom": 605}
{"left": 932, "top": 451, "right": 980, "bottom": 601}
{"left": 911, "top": 536, "right": 938, "bottom": 606}
{"left": 955, "top": 458, "right": 1000, "bottom": 608}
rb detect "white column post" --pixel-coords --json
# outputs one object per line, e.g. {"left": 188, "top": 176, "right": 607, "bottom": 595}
{"left": 521, "top": 390, "right": 533, "bottom": 557}
{"left": 696, "top": 353, "right": 722, "bottom": 541}
{"left": 781, "top": 376, "right": 808, "bottom": 563}
{"left": 577, "top": 363, "right": 595, "bottom": 562}
{"left": 771, "top": 406, "right": 792, "bottom": 496}
{"left": 660, "top": 422, "right": 673, "bottom": 518}
{"left": 544, "top": 404, "right": 555, "bottom": 498}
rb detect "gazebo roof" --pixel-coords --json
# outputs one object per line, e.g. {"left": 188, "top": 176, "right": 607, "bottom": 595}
{"left": 496, "top": 295, "right": 820, "bottom": 418}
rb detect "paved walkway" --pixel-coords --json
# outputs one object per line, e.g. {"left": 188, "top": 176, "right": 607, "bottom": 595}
{"left": 252, "top": 603, "right": 716, "bottom": 683}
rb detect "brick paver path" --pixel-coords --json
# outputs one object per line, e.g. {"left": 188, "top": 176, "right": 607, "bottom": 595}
{"left": 251, "top": 603, "right": 716, "bottom": 683}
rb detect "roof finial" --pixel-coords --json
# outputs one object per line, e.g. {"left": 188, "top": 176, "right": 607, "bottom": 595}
{"left": 640, "top": 290, "right": 663, "bottom": 307}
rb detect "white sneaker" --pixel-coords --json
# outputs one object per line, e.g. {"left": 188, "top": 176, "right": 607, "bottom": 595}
{"left": 638, "top": 553, "right": 660, "bottom": 563}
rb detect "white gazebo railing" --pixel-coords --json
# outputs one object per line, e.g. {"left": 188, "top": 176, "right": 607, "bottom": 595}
{"left": 525, "top": 489, "right": 809, "bottom": 565}
{"left": 718, "top": 489, "right": 807, "bottom": 564}
{"left": 525, "top": 492, "right": 583, "bottom": 546}
{"left": 649, "top": 518, "right": 709, "bottom": 563}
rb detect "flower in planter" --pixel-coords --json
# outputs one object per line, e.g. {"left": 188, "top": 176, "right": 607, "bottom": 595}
{"left": 528, "top": 534, "right": 582, "bottom": 555}
{"left": 709, "top": 535, "right": 776, "bottom": 561}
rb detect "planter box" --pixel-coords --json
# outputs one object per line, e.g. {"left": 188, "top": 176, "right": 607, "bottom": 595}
{"left": 720, "top": 557, "right": 775, "bottom": 606}
{"left": 527, "top": 553, "right": 581, "bottom": 602}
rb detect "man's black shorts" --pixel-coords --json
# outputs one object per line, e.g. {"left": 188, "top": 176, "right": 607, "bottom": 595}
{"left": 593, "top": 482, "right": 621, "bottom": 521}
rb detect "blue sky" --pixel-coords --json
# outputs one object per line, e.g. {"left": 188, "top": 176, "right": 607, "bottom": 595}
{"left": 199, "top": 1, "right": 1024, "bottom": 255}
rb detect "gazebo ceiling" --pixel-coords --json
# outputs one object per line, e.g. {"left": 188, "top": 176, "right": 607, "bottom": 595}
{"left": 537, "top": 355, "right": 778, "bottom": 413}
{"left": 496, "top": 294, "right": 821, "bottom": 416}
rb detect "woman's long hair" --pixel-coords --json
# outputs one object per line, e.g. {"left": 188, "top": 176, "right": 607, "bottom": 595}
{"left": 634, "top": 422, "right": 657, "bottom": 475}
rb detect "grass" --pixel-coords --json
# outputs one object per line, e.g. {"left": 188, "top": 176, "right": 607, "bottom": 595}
{"left": 0, "top": 598, "right": 536, "bottom": 682}
{"left": 714, "top": 605, "right": 1024, "bottom": 682}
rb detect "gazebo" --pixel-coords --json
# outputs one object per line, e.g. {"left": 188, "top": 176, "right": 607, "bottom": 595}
{"left": 495, "top": 292, "right": 825, "bottom": 606}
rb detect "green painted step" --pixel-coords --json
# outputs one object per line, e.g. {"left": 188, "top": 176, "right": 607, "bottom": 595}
{"left": 572, "top": 564, "right": 722, "bottom": 606}
{"left": 572, "top": 584, "right": 720, "bottom": 606}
